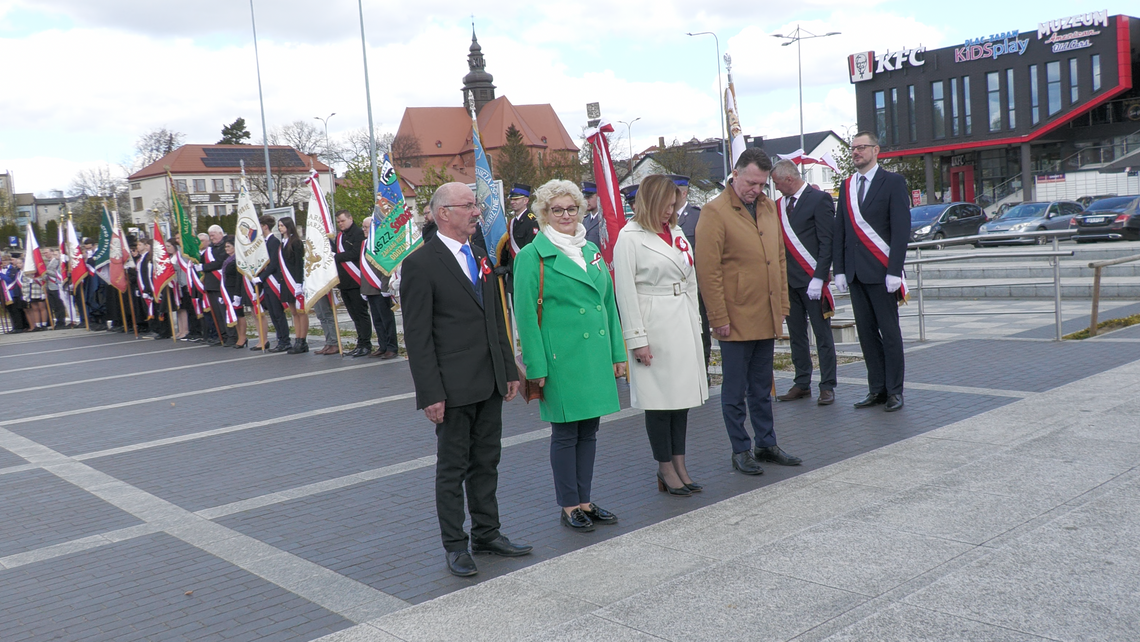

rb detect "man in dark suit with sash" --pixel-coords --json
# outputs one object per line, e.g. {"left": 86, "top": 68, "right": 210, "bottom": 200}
{"left": 833, "top": 131, "right": 909, "bottom": 412}
{"left": 257, "top": 215, "right": 292, "bottom": 352}
{"left": 400, "top": 181, "right": 531, "bottom": 577}
{"left": 771, "top": 160, "right": 837, "bottom": 405}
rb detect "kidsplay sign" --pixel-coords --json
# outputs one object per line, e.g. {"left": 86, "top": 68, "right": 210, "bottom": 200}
{"left": 954, "top": 31, "right": 1030, "bottom": 62}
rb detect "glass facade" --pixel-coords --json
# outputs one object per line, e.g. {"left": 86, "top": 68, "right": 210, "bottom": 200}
{"left": 890, "top": 88, "right": 900, "bottom": 144}
{"left": 987, "top": 72, "right": 1001, "bottom": 132}
{"left": 874, "top": 90, "right": 887, "bottom": 143}
{"left": 932, "top": 81, "right": 945, "bottom": 139}
{"left": 950, "top": 77, "right": 960, "bottom": 136}
{"left": 1006, "top": 69, "right": 1016, "bottom": 129}
{"left": 1030, "top": 65, "right": 1040, "bottom": 125}
{"left": 907, "top": 85, "right": 917, "bottom": 142}
{"left": 1046, "top": 61, "right": 1061, "bottom": 116}
{"left": 963, "top": 76, "right": 972, "bottom": 135}
{"left": 1092, "top": 54, "right": 1101, "bottom": 92}
{"left": 1069, "top": 58, "right": 1079, "bottom": 103}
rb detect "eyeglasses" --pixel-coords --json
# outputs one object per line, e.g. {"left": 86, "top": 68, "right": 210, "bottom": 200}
{"left": 441, "top": 203, "right": 479, "bottom": 211}
{"left": 851, "top": 144, "right": 878, "bottom": 152}
{"left": 550, "top": 206, "right": 579, "bottom": 216}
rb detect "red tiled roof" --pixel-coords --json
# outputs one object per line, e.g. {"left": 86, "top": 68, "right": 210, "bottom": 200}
{"left": 129, "top": 145, "right": 330, "bottom": 181}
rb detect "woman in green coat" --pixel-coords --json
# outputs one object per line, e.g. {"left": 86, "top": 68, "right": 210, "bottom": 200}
{"left": 514, "top": 179, "right": 628, "bottom": 533}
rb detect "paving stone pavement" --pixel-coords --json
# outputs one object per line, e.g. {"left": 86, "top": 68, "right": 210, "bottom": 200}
{"left": 1, "top": 310, "right": 1138, "bottom": 641}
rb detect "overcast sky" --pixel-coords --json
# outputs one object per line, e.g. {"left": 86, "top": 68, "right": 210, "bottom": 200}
{"left": 1, "top": 0, "right": 1133, "bottom": 195}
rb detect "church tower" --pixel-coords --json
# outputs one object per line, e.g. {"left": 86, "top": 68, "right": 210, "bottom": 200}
{"left": 462, "top": 28, "right": 496, "bottom": 114}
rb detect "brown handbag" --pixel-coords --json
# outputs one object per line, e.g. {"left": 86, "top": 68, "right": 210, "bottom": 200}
{"left": 516, "top": 258, "right": 544, "bottom": 403}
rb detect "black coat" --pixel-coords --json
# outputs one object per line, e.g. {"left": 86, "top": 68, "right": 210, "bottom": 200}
{"left": 333, "top": 223, "right": 364, "bottom": 289}
{"left": 676, "top": 202, "right": 701, "bottom": 250}
{"left": 281, "top": 236, "right": 304, "bottom": 285}
{"left": 200, "top": 242, "right": 227, "bottom": 292}
{"left": 781, "top": 184, "right": 835, "bottom": 289}
{"left": 399, "top": 235, "right": 518, "bottom": 410}
{"left": 261, "top": 234, "right": 282, "bottom": 283}
{"left": 834, "top": 168, "right": 911, "bottom": 283}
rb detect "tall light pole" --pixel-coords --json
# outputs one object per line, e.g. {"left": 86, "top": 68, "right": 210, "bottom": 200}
{"left": 618, "top": 117, "right": 640, "bottom": 176}
{"left": 248, "top": 0, "right": 275, "bottom": 208}
{"left": 772, "top": 26, "right": 840, "bottom": 178}
{"left": 687, "top": 31, "right": 728, "bottom": 183}
{"left": 357, "top": 0, "right": 379, "bottom": 197}
{"left": 314, "top": 112, "right": 336, "bottom": 213}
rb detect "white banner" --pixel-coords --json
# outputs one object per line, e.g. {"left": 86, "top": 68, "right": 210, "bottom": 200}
{"left": 234, "top": 181, "right": 269, "bottom": 279}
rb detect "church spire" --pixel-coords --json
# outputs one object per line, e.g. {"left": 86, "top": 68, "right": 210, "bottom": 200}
{"left": 462, "top": 26, "right": 496, "bottom": 115}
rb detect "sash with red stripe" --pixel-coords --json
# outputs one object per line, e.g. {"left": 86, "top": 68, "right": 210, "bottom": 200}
{"left": 219, "top": 277, "right": 238, "bottom": 327}
{"left": 360, "top": 239, "right": 385, "bottom": 291}
{"left": 778, "top": 197, "right": 835, "bottom": 317}
{"left": 243, "top": 275, "right": 262, "bottom": 315}
{"left": 840, "top": 175, "right": 908, "bottom": 299}
{"left": 337, "top": 231, "right": 362, "bottom": 286}
{"left": 278, "top": 244, "right": 303, "bottom": 310}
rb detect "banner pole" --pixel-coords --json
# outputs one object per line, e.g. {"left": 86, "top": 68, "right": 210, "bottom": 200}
{"left": 207, "top": 294, "right": 224, "bottom": 345}
{"left": 328, "top": 292, "right": 345, "bottom": 356}
{"left": 117, "top": 289, "right": 130, "bottom": 336}
{"left": 125, "top": 284, "right": 139, "bottom": 337}
{"left": 498, "top": 275, "right": 514, "bottom": 349}
{"left": 78, "top": 284, "right": 89, "bottom": 330}
{"left": 167, "top": 295, "right": 177, "bottom": 343}
{"left": 255, "top": 285, "right": 266, "bottom": 353}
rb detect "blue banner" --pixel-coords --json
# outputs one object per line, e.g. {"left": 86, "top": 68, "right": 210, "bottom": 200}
{"left": 472, "top": 118, "right": 507, "bottom": 263}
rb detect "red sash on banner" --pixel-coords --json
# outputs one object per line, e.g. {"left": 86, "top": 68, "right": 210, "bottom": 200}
{"left": 840, "top": 176, "right": 908, "bottom": 300}
{"left": 337, "top": 231, "right": 362, "bottom": 286}
{"left": 778, "top": 197, "right": 835, "bottom": 317}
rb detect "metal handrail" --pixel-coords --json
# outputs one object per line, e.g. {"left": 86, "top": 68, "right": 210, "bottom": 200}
{"left": 909, "top": 228, "right": 1075, "bottom": 251}
{"left": 1087, "top": 252, "right": 1140, "bottom": 336}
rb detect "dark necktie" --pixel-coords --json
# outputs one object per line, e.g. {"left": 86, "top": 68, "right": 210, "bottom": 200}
{"left": 786, "top": 196, "right": 797, "bottom": 214}
{"left": 858, "top": 176, "right": 867, "bottom": 207}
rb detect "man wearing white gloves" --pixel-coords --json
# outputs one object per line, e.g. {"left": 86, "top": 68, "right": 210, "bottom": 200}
{"left": 832, "top": 131, "right": 910, "bottom": 412}
{"left": 771, "top": 160, "right": 838, "bottom": 406}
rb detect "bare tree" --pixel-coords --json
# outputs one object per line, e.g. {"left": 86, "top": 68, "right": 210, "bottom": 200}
{"left": 130, "top": 127, "right": 186, "bottom": 172}
{"left": 268, "top": 120, "right": 324, "bottom": 156}
{"left": 651, "top": 139, "right": 712, "bottom": 185}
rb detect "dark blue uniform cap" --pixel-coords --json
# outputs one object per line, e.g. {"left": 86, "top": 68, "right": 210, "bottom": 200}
{"left": 508, "top": 183, "right": 532, "bottom": 198}
{"left": 620, "top": 184, "right": 639, "bottom": 205}
{"left": 668, "top": 174, "right": 691, "bottom": 187}
{"left": 581, "top": 181, "right": 597, "bottom": 195}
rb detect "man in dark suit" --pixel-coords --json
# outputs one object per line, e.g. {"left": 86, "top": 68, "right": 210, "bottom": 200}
{"left": 771, "top": 160, "right": 837, "bottom": 405}
{"left": 333, "top": 210, "right": 372, "bottom": 357}
{"left": 833, "top": 131, "right": 909, "bottom": 412}
{"left": 199, "top": 225, "right": 234, "bottom": 346}
{"left": 671, "top": 174, "right": 711, "bottom": 370}
{"left": 257, "top": 215, "right": 292, "bottom": 352}
{"left": 581, "top": 181, "right": 602, "bottom": 248}
{"left": 400, "top": 181, "right": 531, "bottom": 577}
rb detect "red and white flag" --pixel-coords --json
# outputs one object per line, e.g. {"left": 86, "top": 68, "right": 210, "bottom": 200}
{"left": 65, "top": 219, "right": 89, "bottom": 288}
{"left": 108, "top": 211, "right": 134, "bottom": 293}
{"left": 585, "top": 120, "right": 626, "bottom": 273}
{"left": 150, "top": 223, "right": 176, "bottom": 294}
{"left": 22, "top": 223, "right": 47, "bottom": 278}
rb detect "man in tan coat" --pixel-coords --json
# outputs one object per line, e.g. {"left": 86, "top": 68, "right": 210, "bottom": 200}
{"left": 696, "top": 148, "right": 801, "bottom": 475}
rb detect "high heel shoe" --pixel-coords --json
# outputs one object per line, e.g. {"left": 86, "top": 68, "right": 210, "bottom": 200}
{"left": 656, "top": 472, "right": 692, "bottom": 497}
{"left": 683, "top": 481, "right": 703, "bottom": 493}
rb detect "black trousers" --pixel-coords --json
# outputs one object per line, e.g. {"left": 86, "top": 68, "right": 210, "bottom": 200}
{"left": 550, "top": 417, "right": 600, "bottom": 507}
{"left": 435, "top": 393, "right": 503, "bottom": 552}
{"left": 367, "top": 294, "right": 399, "bottom": 353}
{"left": 698, "top": 293, "right": 711, "bottom": 369}
{"left": 263, "top": 287, "right": 291, "bottom": 346}
{"left": 47, "top": 289, "right": 66, "bottom": 326}
{"left": 644, "top": 409, "right": 689, "bottom": 462}
{"left": 849, "top": 278, "right": 905, "bottom": 396}
{"left": 340, "top": 287, "right": 371, "bottom": 349}
{"left": 720, "top": 339, "right": 776, "bottom": 454}
{"left": 207, "top": 291, "right": 235, "bottom": 343}
{"left": 787, "top": 286, "right": 837, "bottom": 391}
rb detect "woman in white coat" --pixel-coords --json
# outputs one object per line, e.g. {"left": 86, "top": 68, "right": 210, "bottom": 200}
{"left": 613, "top": 174, "right": 710, "bottom": 497}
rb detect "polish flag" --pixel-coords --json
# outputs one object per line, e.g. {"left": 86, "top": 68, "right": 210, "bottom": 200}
{"left": 22, "top": 223, "right": 47, "bottom": 277}
{"left": 65, "top": 219, "right": 89, "bottom": 288}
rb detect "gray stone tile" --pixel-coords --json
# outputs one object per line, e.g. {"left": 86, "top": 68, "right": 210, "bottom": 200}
{"left": 308, "top": 624, "right": 404, "bottom": 642}
{"left": 1016, "top": 479, "right": 1140, "bottom": 558}
{"left": 1003, "top": 430, "right": 1140, "bottom": 472}
{"left": 371, "top": 577, "right": 594, "bottom": 642}
{"left": 513, "top": 538, "right": 714, "bottom": 606}
{"left": 923, "top": 453, "right": 1124, "bottom": 505}
{"left": 848, "top": 485, "right": 1052, "bottom": 545}
{"left": 822, "top": 603, "right": 1050, "bottom": 641}
{"left": 1063, "top": 407, "right": 1140, "bottom": 444}
{"left": 922, "top": 414, "right": 1059, "bottom": 446}
{"left": 740, "top": 519, "right": 973, "bottom": 597}
{"left": 597, "top": 561, "right": 867, "bottom": 642}
{"left": 519, "top": 615, "right": 664, "bottom": 642}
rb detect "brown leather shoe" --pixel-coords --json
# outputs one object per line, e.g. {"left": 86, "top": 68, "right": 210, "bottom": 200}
{"left": 818, "top": 389, "right": 835, "bottom": 405}
{"left": 368, "top": 348, "right": 384, "bottom": 357}
{"left": 316, "top": 345, "right": 339, "bottom": 355}
{"left": 379, "top": 350, "right": 399, "bottom": 360}
{"left": 777, "top": 386, "right": 811, "bottom": 401}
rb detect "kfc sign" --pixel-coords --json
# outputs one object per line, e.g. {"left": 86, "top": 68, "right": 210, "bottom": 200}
{"left": 848, "top": 47, "right": 926, "bottom": 83}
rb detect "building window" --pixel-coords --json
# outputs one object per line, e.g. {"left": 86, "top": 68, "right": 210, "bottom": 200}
{"left": 1006, "top": 69, "right": 1016, "bottom": 129}
{"left": 987, "top": 72, "right": 1002, "bottom": 132}
{"left": 1046, "top": 61, "right": 1061, "bottom": 116}
{"left": 950, "top": 78, "right": 960, "bottom": 136}
{"left": 1069, "top": 58, "right": 1079, "bottom": 104}
{"left": 175, "top": 179, "right": 188, "bottom": 193}
{"left": 214, "top": 205, "right": 227, "bottom": 216}
{"left": 873, "top": 91, "right": 887, "bottom": 144}
{"left": 907, "top": 85, "right": 916, "bottom": 142}
{"left": 212, "top": 179, "right": 225, "bottom": 192}
{"left": 132, "top": 197, "right": 143, "bottom": 212}
{"left": 1092, "top": 54, "right": 1101, "bottom": 91}
{"left": 931, "top": 81, "right": 946, "bottom": 139}
{"left": 890, "top": 88, "right": 900, "bottom": 145}
{"left": 193, "top": 179, "right": 206, "bottom": 192}
{"left": 231, "top": 179, "right": 241, "bottom": 191}
{"left": 195, "top": 206, "right": 208, "bottom": 218}
{"left": 131, "top": 182, "right": 141, "bottom": 191}
{"left": 1030, "top": 65, "right": 1040, "bottom": 125}
{"left": 963, "top": 76, "right": 972, "bottom": 136}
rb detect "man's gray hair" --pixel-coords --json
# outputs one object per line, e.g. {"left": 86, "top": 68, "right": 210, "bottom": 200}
{"left": 208, "top": 224, "right": 224, "bottom": 235}
{"left": 771, "top": 159, "right": 801, "bottom": 179}
{"left": 428, "top": 183, "right": 459, "bottom": 215}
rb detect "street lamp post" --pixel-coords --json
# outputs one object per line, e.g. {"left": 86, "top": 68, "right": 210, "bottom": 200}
{"left": 686, "top": 31, "right": 728, "bottom": 183}
{"left": 617, "top": 117, "right": 640, "bottom": 176}
{"left": 772, "top": 26, "right": 840, "bottom": 178}
{"left": 314, "top": 112, "right": 336, "bottom": 213}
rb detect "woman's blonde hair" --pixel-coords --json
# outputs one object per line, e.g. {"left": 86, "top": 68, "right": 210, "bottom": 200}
{"left": 632, "top": 174, "right": 680, "bottom": 231}
{"left": 532, "top": 179, "right": 586, "bottom": 228}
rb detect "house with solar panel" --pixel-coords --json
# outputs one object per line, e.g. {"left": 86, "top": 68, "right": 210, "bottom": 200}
{"left": 126, "top": 144, "right": 332, "bottom": 226}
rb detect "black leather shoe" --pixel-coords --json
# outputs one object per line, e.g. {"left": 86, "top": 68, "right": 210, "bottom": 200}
{"left": 755, "top": 445, "right": 802, "bottom": 466}
{"left": 731, "top": 451, "right": 764, "bottom": 475}
{"left": 683, "top": 481, "right": 703, "bottom": 493}
{"left": 471, "top": 535, "right": 533, "bottom": 556}
{"left": 445, "top": 551, "right": 477, "bottom": 577}
{"left": 657, "top": 472, "right": 692, "bottom": 496}
{"left": 561, "top": 508, "right": 595, "bottom": 532}
{"left": 352, "top": 346, "right": 372, "bottom": 358}
{"left": 581, "top": 503, "right": 619, "bottom": 525}
{"left": 885, "top": 393, "right": 904, "bottom": 412}
{"left": 268, "top": 343, "right": 291, "bottom": 353}
{"left": 853, "top": 392, "right": 888, "bottom": 408}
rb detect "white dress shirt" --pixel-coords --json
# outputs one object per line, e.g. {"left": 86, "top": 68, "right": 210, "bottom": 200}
{"left": 437, "top": 232, "right": 475, "bottom": 282}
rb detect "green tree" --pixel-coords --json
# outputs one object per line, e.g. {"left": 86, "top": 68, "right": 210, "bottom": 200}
{"left": 495, "top": 125, "right": 537, "bottom": 191}
{"left": 43, "top": 219, "right": 59, "bottom": 245}
{"left": 652, "top": 139, "right": 712, "bottom": 185}
{"left": 218, "top": 118, "right": 252, "bottom": 145}
{"left": 414, "top": 165, "right": 454, "bottom": 212}
{"left": 831, "top": 129, "right": 935, "bottom": 199}
{"left": 333, "top": 156, "right": 377, "bottom": 222}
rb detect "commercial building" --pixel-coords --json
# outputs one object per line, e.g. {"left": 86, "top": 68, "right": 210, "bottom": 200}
{"left": 850, "top": 12, "right": 1140, "bottom": 209}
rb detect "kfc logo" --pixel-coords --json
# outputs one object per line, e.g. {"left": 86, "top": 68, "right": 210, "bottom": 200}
{"left": 848, "top": 51, "right": 874, "bottom": 83}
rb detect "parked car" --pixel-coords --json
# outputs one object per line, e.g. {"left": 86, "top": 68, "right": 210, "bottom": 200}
{"left": 910, "top": 202, "right": 988, "bottom": 246}
{"left": 1072, "top": 196, "right": 1140, "bottom": 242}
{"left": 977, "top": 200, "right": 1084, "bottom": 245}
{"left": 1076, "top": 194, "right": 1117, "bottom": 209}
{"left": 991, "top": 201, "right": 1021, "bottom": 220}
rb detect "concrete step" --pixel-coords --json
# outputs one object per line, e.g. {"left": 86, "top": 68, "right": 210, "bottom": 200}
{"left": 913, "top": 260, "right": 1140, "bottom": 280}
{"left": 907, "top": 240, "right": 1140, "bottom": 264}
{"left": 907, "top": 275, "right": 1140, "bottom": 299}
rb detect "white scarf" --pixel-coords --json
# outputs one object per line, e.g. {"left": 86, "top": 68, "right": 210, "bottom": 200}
{"left": 542, "top": 224, "right": 587, "bottom": 270}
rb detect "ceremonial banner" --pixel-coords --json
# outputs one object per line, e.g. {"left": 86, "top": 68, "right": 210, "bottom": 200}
{"left": 234, "top": 180, "right": 269, "bottom": 278}
{"left": 364, "top": 154, "right": 421, "bottom": 276}
{"left": 725, "top": 81, "right": 746, "bottom": 168}
{"left": 585, "top": 121, "right": 625, "bottom": 272}
{"left": 57, "top": 223, "right": 69, "bottom": 283}
{"left": 470, "top": 96, "right": 508, "bottom": 263}
{"left": 91, "top": 205, "right": 114, "bottom": 270}
{"left": 301, "top": 170, "right": 338, "bottom": 313}
{"left": 169, "top": 172, "right": 200, "bottom": 262}
{"left": 108, "top": 211, "right": 134, "bottom": 293}
{"left": 65, "top": 219, "right": 89, "bottom": 288}
{"left": 150, "top": 222, "right": 176, "bottom": 294}
{"left": 22, "top": 223, "right": 47, "bottom": 277}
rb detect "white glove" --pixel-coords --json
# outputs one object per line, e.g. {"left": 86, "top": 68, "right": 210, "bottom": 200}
{"left": 833, "top": 273, "right": 848, "bottom": 293}
{"left": 194, "top": 264, "right": 203, "bottom": 273}
{"left": 885, "top": 275, "right": 903, "bottom": 293}
{"left": 806, "top": 278, "right": 824, "bottom": 300}
{"left": 252, "top": 276, "right": 262, "bottom": 285}
{"left": 232, "top": 295, "right": 242, "bottom": 306}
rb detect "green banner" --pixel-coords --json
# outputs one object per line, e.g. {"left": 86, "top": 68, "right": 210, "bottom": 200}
{"left": 364, "top": 154, "right": 422, "bottom": 275}
{"left": 170, "top": 173, "right": 200, "bottom": 262}
{"left": 91, "top": 205, "right": 114, "bottom": 268}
